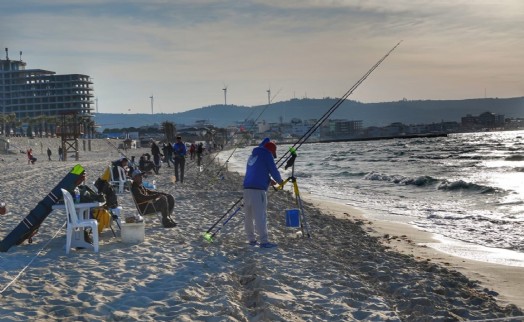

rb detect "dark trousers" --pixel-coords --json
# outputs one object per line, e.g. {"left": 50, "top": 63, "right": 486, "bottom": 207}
{"left": 174, "top": 157, "right": 185, "bottom": 183}
{"left": 145, "top": 193, "right": 175, "bottom": 224}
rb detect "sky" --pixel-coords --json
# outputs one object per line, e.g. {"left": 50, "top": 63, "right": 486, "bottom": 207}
{"left": 1, "top": 0, "right": 523, "bottom": 114}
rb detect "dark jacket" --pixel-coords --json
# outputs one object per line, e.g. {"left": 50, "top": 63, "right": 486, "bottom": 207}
{"left": 131, "top": 181, "right": 162, "bottom": 213}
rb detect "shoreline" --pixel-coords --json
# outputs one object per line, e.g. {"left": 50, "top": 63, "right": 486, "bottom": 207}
{"left": 302, "top": 194, "right": 524, "bottom": 309}
{"left": 220, "top": 149, "right": 524, "bottom": 309}
{"left": 0, "top": 139, "right": 522, "bottom": 320}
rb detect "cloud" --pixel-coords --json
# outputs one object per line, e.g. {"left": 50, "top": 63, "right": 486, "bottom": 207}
{"left": 1, "top": 0, "right": 523, "bottom": 114}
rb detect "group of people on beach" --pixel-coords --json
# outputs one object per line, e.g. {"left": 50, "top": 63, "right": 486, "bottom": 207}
{"left": 18, "top": 135, "right": 285, "bottom": 247}
{"left": 97, "top": 135, "right": 284, "bottom": 248}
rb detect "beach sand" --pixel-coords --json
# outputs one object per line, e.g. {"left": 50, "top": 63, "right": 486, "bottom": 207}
{"left": 0, "top": 138, "right": 523, "bottom": 321}
{"left": 304, "top": 196, "right": 524, "bottom": 310}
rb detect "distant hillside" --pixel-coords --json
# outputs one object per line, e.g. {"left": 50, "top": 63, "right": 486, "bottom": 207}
{"left": 94, "top": 97, "right": 524, "bottom": 131}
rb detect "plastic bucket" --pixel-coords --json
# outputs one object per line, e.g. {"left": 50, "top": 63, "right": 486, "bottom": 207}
{"left": 285, "top": 209, "right": 300, "bottom": 227}
{"left": 121, "top": 221, "right": 145, "bottom": 243}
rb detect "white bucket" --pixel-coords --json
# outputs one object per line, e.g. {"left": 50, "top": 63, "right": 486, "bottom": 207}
{"left": 121, "top": 222, "right": 145, "bottom": 243}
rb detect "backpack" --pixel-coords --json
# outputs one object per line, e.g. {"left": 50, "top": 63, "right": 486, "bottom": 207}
{"left": 78, "top": 185, "right": 106, "bottom": 203}
{"left": 94, "top": 178, "right": 118, "bottom": 208}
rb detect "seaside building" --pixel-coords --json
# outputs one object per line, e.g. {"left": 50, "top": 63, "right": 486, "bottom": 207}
{"left": 0, "top": 48, "right": 94, "bottom": 136}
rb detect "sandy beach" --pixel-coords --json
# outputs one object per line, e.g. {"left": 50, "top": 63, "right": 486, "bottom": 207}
{"left": 0, "top": 138, "right": 523, "bottom": 321}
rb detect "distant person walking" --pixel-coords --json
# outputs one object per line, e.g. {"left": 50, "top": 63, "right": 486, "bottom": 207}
{"left": 58, "top": 146, "right": 63, "bottom": 161}
{"left": 173, "top": 136, "right": 187, "bottom": 183}
{"left": 162, "top": 142, "right": 174, "bottom": 168}
{"left": 47, "top": 147, "right": 52, "bottom": 161}
{"left": 150, "top": 141, "right": 162, "bottom": 174}
{"left": 243, "top": 138, "right": 283, "bottom": 248}
{"left": 189, "top": 143, "right": 196, "bottom": 160}
{"left": 196, "top": 142, "right": 204, "bottom": 167}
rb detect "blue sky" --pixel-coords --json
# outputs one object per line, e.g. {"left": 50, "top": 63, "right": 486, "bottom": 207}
{"left": 1, "top": 0, "right": 523, "bottom": 114}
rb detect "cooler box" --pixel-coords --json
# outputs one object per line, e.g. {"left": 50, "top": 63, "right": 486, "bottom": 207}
{"left": 285, "top": 209, "right": 301, "bottom": 228}
{"left": 121, "top": 221, "right": 145, "bottom": 243}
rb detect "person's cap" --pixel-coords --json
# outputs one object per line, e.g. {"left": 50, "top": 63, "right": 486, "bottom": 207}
{"left": 176, "top": 136, "right": 182, "bottom": 140}
{"left": 131, "top": 169, "right": 144, "bottom": 178}
{"left": 264, "top": 141, "right": 277, "bottom": 158}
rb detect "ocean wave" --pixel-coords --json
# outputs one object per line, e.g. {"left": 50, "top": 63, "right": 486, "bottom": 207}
{"left": 363, "top": 172, "right": 499, "bottom": 193}
{"left": 436, "top": 179, "right": 498, "bottom": 193}
{"left": 504, "top": 155, "right": 524, "bottom": 161}
{"left": 363, "top": 172, "right": 438, "bottom": 186}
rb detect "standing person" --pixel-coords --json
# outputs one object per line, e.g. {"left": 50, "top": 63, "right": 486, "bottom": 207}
{"left": 189, "top": 143, "right": 196, "bottom": 160}
{"left": 150, "top": 141, "right": 162, "bottom": 174}
{"left": 173, "top": 136, "right": 187, "bottom": 183}
{"left": 131, "top": 169, "right": 177, "bottom": 228}
{"left": 47, "top": 147, "right": 52, "bottom": 161}
{"left": 243, "top": 138, "right": 283, "bottom": 248}
{"left": 162, "top": 142, "right": 174, "bottom": 168}
{"left": 196, "top": 142, "right": 204, "bottom": 167}
{"left": 58, "top": 146, "right": 63, "bottom": 161}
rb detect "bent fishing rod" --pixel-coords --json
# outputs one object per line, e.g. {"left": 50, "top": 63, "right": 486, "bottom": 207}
{"left": 276, "top": 41, "right": 402, "bottom": 169}
{"left": 204, "top": 42, "right": 402, "bottom": 240}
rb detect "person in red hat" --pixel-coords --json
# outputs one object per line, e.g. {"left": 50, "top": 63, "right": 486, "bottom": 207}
{"left": 242, "top": 138, "right": 283, "bottom": 248}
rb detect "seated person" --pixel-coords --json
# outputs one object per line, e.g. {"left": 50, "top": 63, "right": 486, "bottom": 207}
{"left": 94, "top": 166, "right": 119, "bottom": 209}
{"left": 111, "top": 157, "right": 130, "bottom": 180}
{"left": 139, "top": 154, "right": 158, "bottom": 175}
{"left": 130, "top": 169, "right": 176, "bottom": 228}
{"left": 27, "top": 148, "right": 37, "bottom": 164}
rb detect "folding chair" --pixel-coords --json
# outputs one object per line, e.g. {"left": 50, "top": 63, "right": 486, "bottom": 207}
{"left": 131, "top": 193, "right": 161, "bottom": 219}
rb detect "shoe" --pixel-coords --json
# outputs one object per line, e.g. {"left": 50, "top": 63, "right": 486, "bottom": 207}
{"left": 259, "top": 242, "right": 277, "bottom": 248}
{"left": 248, "top": 240, "right": 258, "bottom": 246}
{"left": 163, "top": 220, "right": 177, "bottom": 228}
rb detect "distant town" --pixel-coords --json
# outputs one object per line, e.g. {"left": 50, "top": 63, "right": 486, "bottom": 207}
{"left": 2, "top": 50, "right": 524, "bottom": 150}
{"left": 96, "top": 110, "right": 522, "bottom": 149}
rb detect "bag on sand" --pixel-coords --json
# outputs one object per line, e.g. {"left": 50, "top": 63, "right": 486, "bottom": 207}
{"left": 92, "top": 208, "right": 111, "bottom": 234}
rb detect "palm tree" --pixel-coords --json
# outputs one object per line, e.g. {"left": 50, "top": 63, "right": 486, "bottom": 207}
{"left": 161, "top": 121, "right": 176, "bottom": 143}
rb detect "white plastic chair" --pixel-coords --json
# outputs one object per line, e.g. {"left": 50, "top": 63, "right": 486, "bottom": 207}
{"left": 61, "top": 189, "right": 99, "bottom": 254}
{"left": 109, "top": 166, "right": 127, "bottom": 194}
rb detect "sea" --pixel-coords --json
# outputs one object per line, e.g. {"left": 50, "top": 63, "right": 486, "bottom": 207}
{"left": 218, "top": 130, "right": 524, "bottom": 267}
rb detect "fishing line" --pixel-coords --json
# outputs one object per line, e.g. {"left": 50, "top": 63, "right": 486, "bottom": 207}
{"left": 212, "top": 88, "right": 282, "bottom": 177}
{"left": 276, "top": 41, "right": 402, "bottom": 169}
{"left": 205, "top": 42, "right": 401, "bottom": 239}
{"left": 0, "top": 222, "right": 66, "bottom": 295}
{"left": 194, "top": 88, "right": 282, "bottom": 186}
{"left": 105, "top": 138, "right": 130, "bottom": 160}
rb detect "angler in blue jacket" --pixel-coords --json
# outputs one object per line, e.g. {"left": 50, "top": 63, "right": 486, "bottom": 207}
{"left": 173, "top": 136, "right": 187, "bottom": 183}
{"left": 243, "top": 138, "right": 283, "bottom": 248}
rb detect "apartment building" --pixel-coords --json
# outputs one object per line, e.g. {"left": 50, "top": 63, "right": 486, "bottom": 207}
{"left": 0, "top": 49, "right": 93, "bottom": 131}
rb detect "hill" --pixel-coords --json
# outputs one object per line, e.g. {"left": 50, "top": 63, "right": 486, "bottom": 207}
{"left": 94, "top": 97, "right": 524, "bottom": 131}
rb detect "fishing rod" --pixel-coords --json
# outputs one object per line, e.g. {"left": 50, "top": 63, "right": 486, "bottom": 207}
{"left": 276, "top": 41, "right": 402, "bottom": 169}
{"left": 105, "top": 138, "right": 130, "bottom": 160}
{"left": 213, "top": 88, "right": 282, "bottom": 177}
{"left": 195, "top": 88, "right": 282, "bottom": 184}
{"left": 203, "top": 42, "right": 401, "bottom": 240}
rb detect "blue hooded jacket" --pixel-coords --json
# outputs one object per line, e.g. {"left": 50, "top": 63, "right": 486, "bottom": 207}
{"left": 243, "top": 139, "right": 283, "bottom": 190}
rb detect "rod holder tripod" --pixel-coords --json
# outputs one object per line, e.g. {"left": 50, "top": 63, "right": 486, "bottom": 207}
{"left": 275, "top": 150, "right": 311, "bottom": 238}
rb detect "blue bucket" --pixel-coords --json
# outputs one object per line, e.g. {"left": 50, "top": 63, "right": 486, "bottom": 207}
{"left": 285, "top": 209, "right": 300, "bottom": 227}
